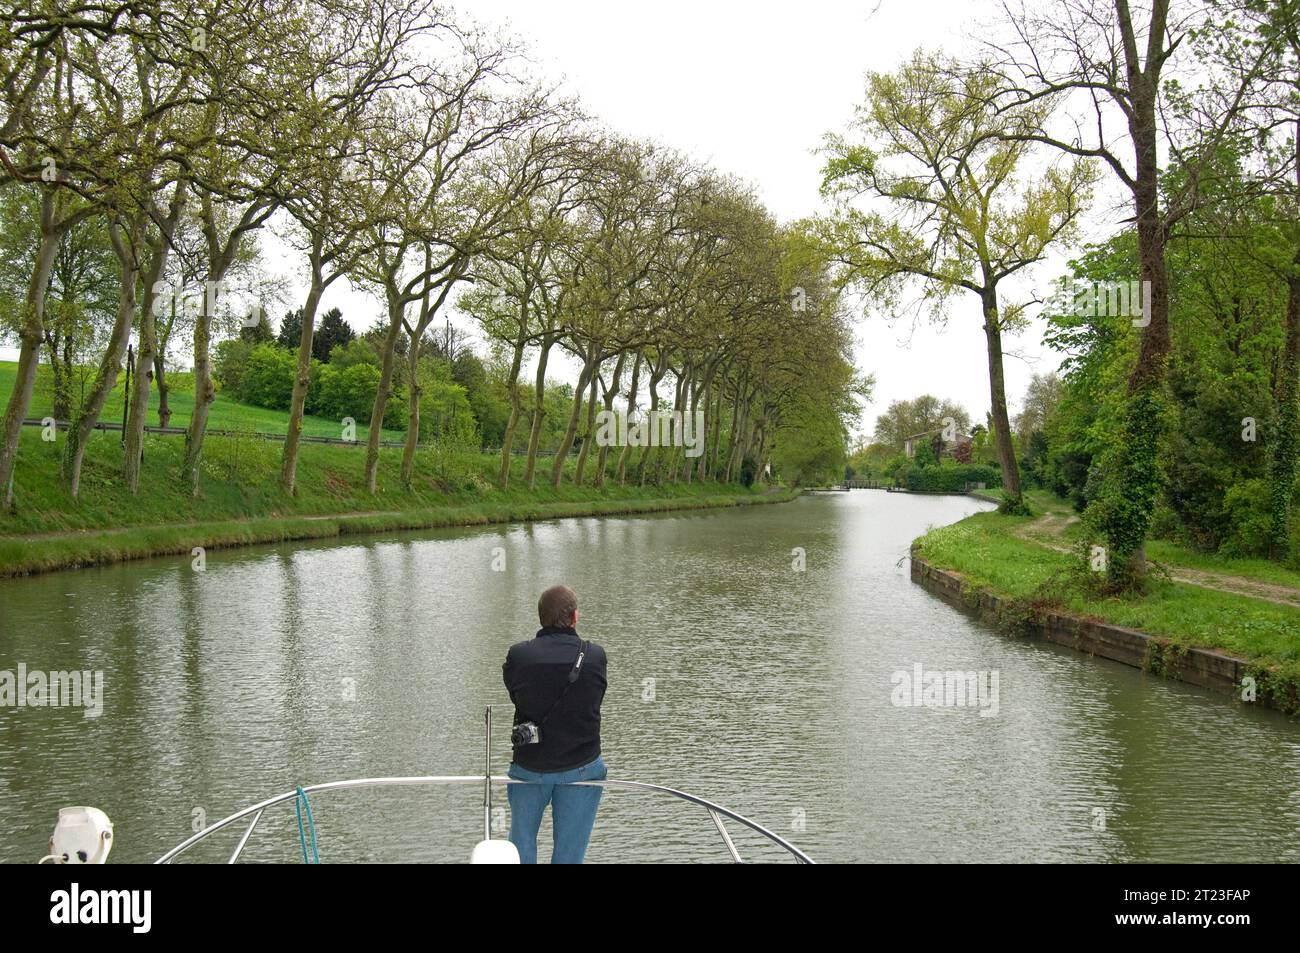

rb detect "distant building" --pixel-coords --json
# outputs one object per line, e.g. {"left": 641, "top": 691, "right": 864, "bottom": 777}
{"left": 904, "top": 430, "right": 973, "bottom": 459}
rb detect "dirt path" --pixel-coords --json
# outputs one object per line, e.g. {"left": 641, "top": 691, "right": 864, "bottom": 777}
{"left": 1011, "top": 512, "right": 1300, "bottom": 609}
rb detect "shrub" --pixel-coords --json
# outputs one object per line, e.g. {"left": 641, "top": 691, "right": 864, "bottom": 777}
{"left": 239, "top": 344, "right": 298, "bottom": 410}
{"left": 213, "top": 338, "right": 253, "bottom": 396}
{"left": 1219, "top": 478, "right": 1271, "bottom": 557}
{"left": 905, "top": 463, "right": 1002, "bottom": 493}
{"left": 314, "top": 362, "right": 403, "bottom": 427}
{"left": 418, "top": 378, "right": 478, "bottom": 444}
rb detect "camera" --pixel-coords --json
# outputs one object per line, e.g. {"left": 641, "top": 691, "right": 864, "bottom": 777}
{"left": 511, "top": 721, "right": 540, "bottom": 747}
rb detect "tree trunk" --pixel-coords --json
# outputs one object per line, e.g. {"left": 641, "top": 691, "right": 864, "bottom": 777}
{"left": 574, "top": 355, "right": 601, "bottom": 486}
{"left": 279, "top": 244, "right": 325, "bottom": 495}
{"left": 524, "top": 333, "right": 555, "bottom": 490}
{"left": 124, "top": 185, "right": 184, "bottom": 493}
{"left": 44, "top": 329, "right": 69, "bottom": 421}
{"left": 637, "top": 365, "right": 666, "bottom": 486}
{"left": 594, "top": 352, "right": 627, "bottom": 488}
{"left": 550, "top": 347, "right": 594, "bottom": 487}
{"left": 707, "top": 382, "right": 725, "bottom": 481}
{"left": 184, "top": 290, "right": 216, "bottom": 496}
{"left": 154, "top": 349, "right": 170, "bottom": 429}
{"left": 980, "top": 288, "right": 1024, "bottom": 511}
{"left": 64, "top": 217, "right": 142, "bottom": 498}
{"left": 497, "top": 336, "right": 527, "bottom": 489}
{"left": 400, "top": 333, "right": 423, "bottom": 490}
{"left": 183, "top": 195, "right": 267, "bottom": 498}
{"left": 1269, "top": 238, "right": 1300, "bottom": 557}
{"left": 667, "top": 369, "right": 687, "bottom": 483}
{"left": 724, "top": 379, "right": 747, "bottom": 483}
{"left": 1100, "top": 82, "right": 1171, "bottom": 587}
{"left": 615, "top": 350, "right": 642, "bottom": 485}
{"left": 0, "top": 191, "right": 62, "bottom": 505}
{"left": 364, "top": 292, "right": 406, "bottom": 494}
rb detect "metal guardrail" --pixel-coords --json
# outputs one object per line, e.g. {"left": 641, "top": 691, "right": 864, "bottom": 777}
{"left": 153, "top": 774, "right": 815, "bottom": 865}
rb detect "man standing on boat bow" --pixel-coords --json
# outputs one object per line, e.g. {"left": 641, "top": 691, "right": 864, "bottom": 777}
{"left": 502, "top": 585, "right": 609, "bottom": 863}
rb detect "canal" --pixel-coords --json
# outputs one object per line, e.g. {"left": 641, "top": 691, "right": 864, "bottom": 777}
{"left": 1, "top": 491, "right": 1297, "bottom": 862}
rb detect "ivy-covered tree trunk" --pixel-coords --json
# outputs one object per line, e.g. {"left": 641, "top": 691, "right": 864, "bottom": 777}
{"left": 1269, "top": 267, "right": 1300, "bottom": 559}
{"left": 1098, "top": 89, "right": 1171, "bottom": 588}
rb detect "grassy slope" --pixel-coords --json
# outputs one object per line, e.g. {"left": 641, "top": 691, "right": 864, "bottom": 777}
{"left": 0, "top": 425, "right": 789, "bottom": 577}
{"left": 914, "top": 495, "right": 1300, "bottom": 674}
{"left": 0, "top": 359, "right": 404, "bottom": 442}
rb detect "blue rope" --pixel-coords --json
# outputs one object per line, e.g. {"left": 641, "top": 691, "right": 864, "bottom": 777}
{"left": 294, "top": 785, "right": 320, "bottom": 864}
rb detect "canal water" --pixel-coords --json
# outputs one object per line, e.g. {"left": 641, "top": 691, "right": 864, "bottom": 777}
{"left": 1, "top": 491, "right": 1297, "bottom": 863}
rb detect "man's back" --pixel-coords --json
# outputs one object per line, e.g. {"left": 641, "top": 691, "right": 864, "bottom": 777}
{"left": 503, "top": 626, "right": 608, "bottom": 772}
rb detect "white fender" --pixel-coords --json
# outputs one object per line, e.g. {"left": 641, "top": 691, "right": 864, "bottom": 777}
{"left": 469, "top": 839, "right": 520, "bottom": 864}
{"left": 41, "top": 807, "right": 114, "bottom": 864}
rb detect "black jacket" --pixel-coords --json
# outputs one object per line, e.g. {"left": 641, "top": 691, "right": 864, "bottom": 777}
{"left": 503, "top": 626, "right": 608, "bottom": 771}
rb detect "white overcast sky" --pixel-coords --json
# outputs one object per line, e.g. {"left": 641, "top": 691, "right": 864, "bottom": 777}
{"left": 455, "top": 0, "right": 1078, "bottom": 440}
{"left": 8, "top": 0, "right": 1128, "bottom": 439}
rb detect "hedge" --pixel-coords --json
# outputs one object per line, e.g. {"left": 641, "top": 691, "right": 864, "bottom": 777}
{"left": 905, "top": 463, "right": 1002, "bottom": 493}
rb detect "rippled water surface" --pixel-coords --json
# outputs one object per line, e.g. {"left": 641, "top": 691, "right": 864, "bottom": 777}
{"left": 2, "top": 491, "right": 1298, "bottom": 863}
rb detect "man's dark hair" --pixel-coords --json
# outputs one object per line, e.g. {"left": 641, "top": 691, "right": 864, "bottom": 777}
{"left": 538, "top": 585, "right": 578, "bottom": 628}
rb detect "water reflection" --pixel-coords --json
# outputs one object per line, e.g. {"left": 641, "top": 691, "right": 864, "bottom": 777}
{"left": 1, "top": 492, "right": 1297, "bottom": 863}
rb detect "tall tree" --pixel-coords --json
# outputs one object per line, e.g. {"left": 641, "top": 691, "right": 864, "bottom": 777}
{"left": 820, "top": 51, "right": 1096, "bottom": 513}
{"left": 991, "top": 0, "right": 1271, "bottom": 584}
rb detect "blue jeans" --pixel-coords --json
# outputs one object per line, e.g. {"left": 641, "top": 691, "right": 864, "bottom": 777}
{"left": 507, "top": 755, "right": 607, "bottom": 864}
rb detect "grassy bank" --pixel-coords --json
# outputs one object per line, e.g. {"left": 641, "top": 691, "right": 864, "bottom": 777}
{"left": 974, "top": 487, "right": 1300, "bottom": 590}
{"left": 0, "top": 427, "right": 792, "bottom": 577}
{"left": 0, "top": 359, "right": 404, "bottom": 442}
{"left": 913, "top": 493, "right": 1300, "bottom": 709}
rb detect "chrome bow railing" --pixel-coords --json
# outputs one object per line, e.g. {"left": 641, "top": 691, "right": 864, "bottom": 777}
{"left": 154, "top": 774, "right": 814, "bottom": 864}
{"left": 154, "top": 707, "right": 814, "bottom": 865}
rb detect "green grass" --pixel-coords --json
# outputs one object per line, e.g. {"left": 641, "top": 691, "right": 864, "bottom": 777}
{"left": 1143, "top": 541, "right": 1300, "bottom": 590}
{"left": 913, "top": 508, "right": 1300, "bottom": 670}
{"left": 0, "top": 359, "right": 404, "bottom": 442}
{"left": 0, "top": 426, "right": 790, "bottom": 576}
{"left": 980, "top": 486, "right": 1300, "bottom": 590}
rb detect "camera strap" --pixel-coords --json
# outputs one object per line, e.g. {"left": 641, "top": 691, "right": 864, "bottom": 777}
{"left": 535, "top": 638, "right": 589, "bottom": 731}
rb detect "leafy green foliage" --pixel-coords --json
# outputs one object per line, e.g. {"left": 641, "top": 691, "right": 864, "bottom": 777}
{"left": 239, "top": 344, "right": 300, "bottom": 411}
{"left": 904, "top": 463, "right": 1001, "bottom": 493}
